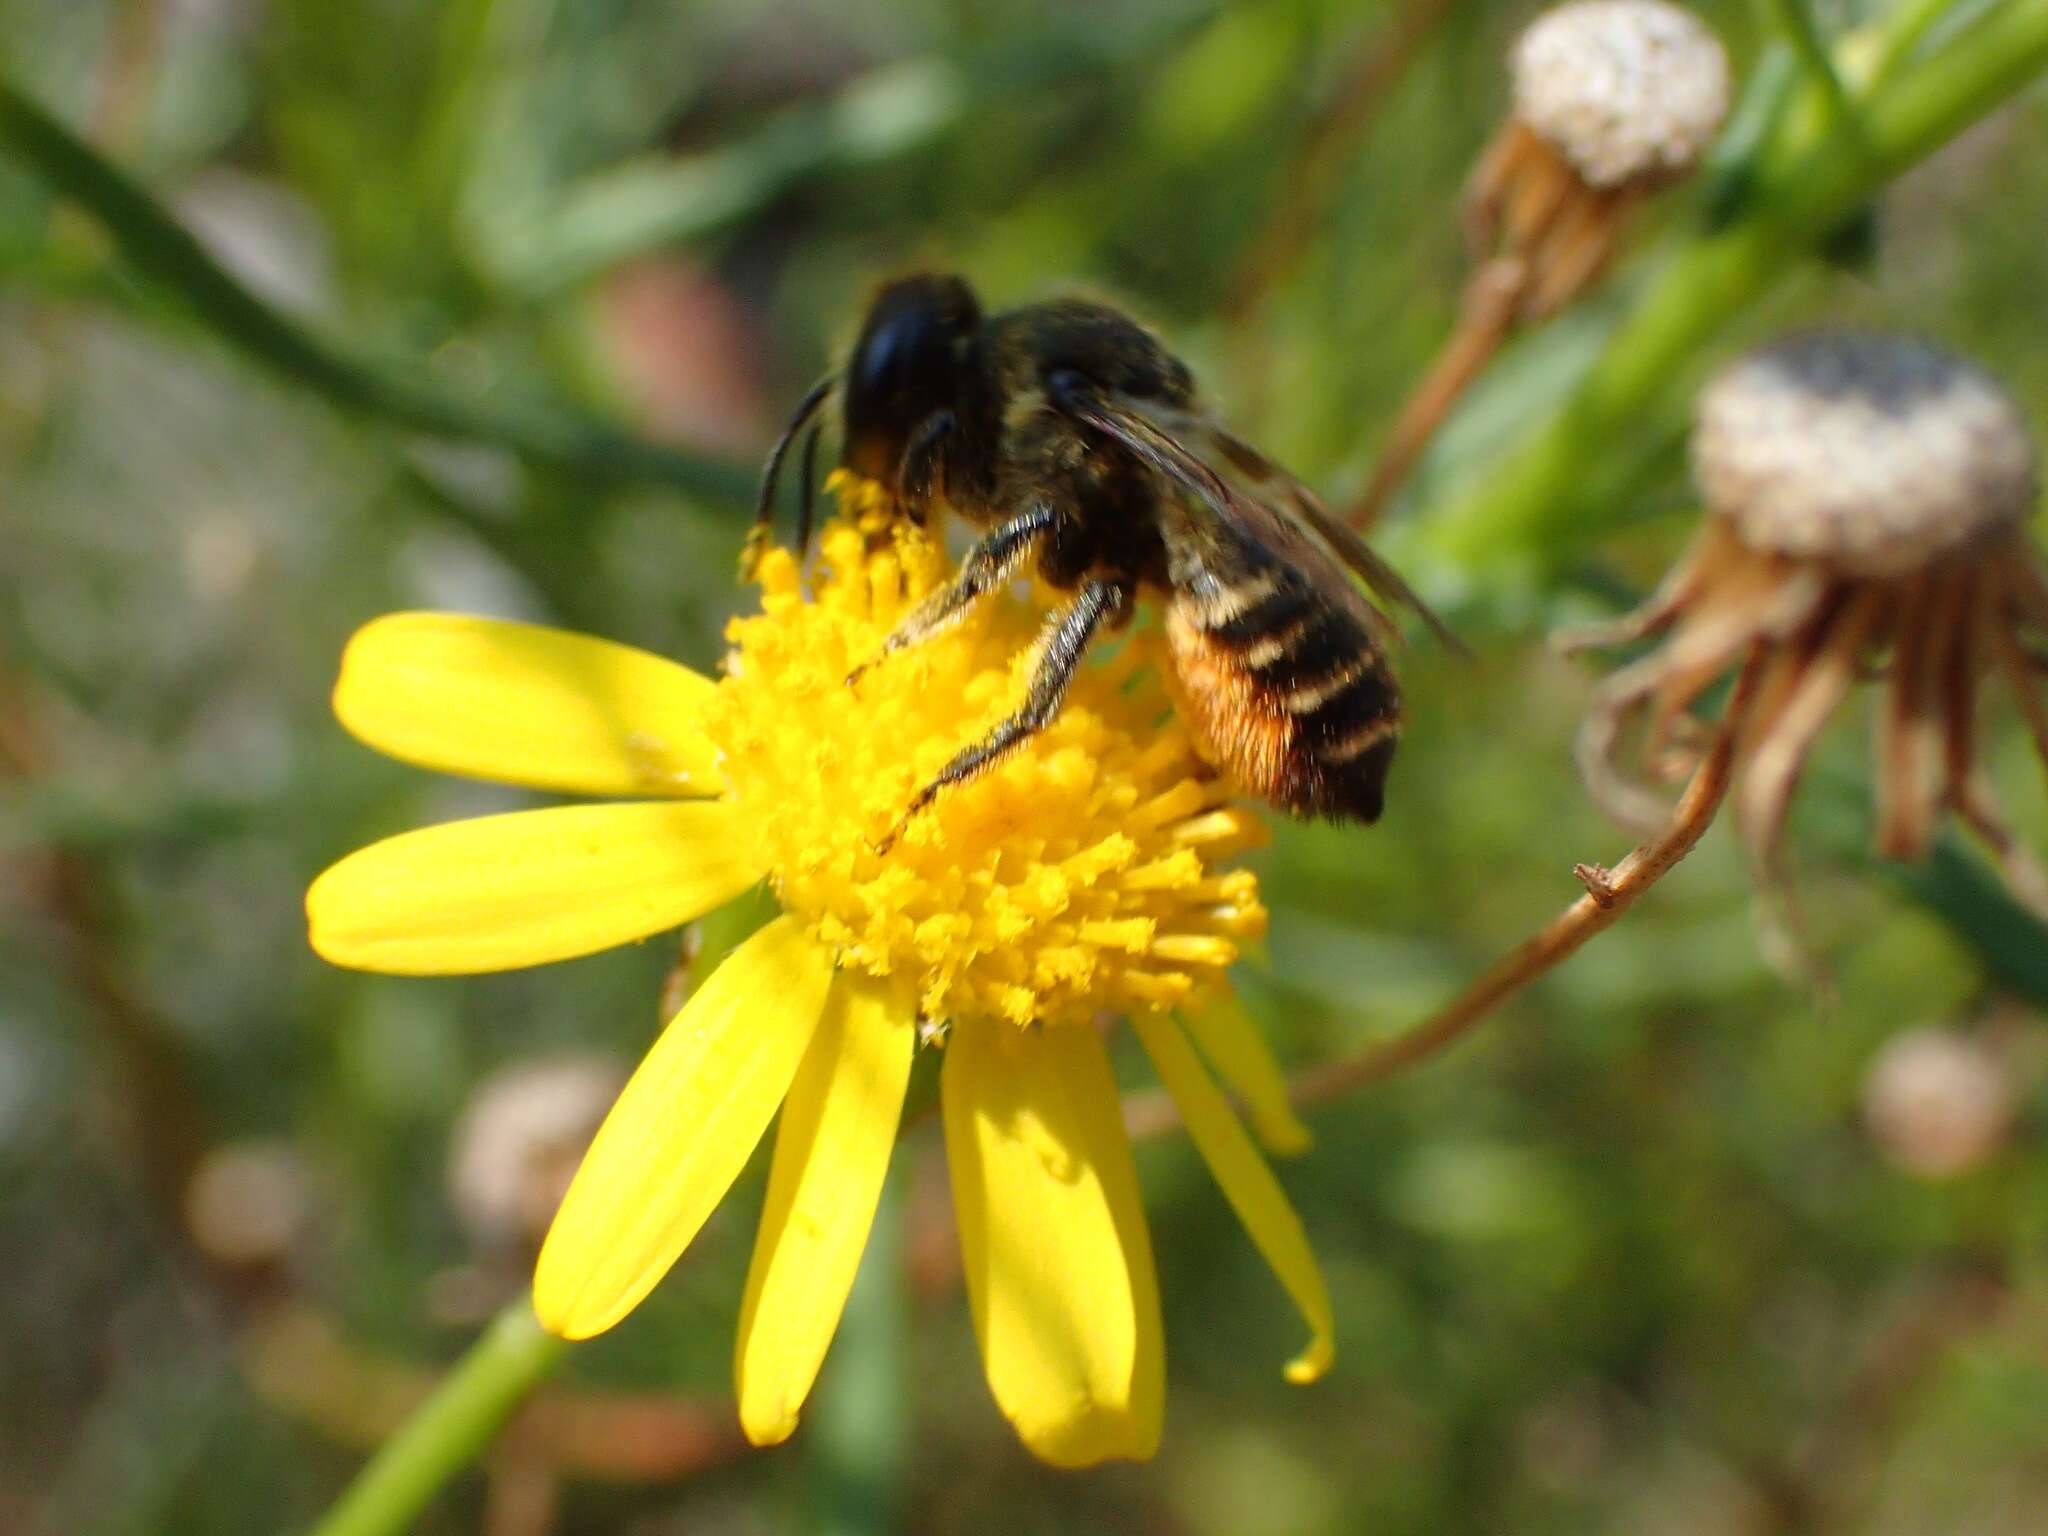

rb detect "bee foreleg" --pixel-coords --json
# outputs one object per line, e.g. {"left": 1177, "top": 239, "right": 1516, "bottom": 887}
{"left": 849, "top": 503, "right": 1059, "bottom": 685}
{"left": 896, "top": 410, "right": 957, "bottom": 526}
{"left": 880, "top": 577, "right": 1130, "bottom": 848}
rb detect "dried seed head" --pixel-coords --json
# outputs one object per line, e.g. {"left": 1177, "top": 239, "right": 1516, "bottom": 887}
{"left": 1694, "top": 332, "right": 2039, "bottom": 577}
{"left": 448, "top": 1055, "right": 626, "bottom": 1251}
{"left": 1863, "top": 1027, "right": 2013, "bottom": 1179}
{"left": 1511, "top": 0, "right": 1730, "bottom": 188}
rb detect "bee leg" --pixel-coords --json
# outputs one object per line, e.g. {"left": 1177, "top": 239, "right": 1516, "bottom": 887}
{"left": 880, "top": 578, "right": 1130, "bottom": 849}
{"left": 848, "top": 503, "right": 1060, "bottom": 686}
{"left": 896, "top": 410, "right": 957, "bottom": 527}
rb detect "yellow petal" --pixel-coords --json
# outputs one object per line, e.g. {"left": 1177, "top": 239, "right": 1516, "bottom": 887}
{"left": 307, "top": 801, "right": 763, "bottom": 974}
{"left": 734, "top": 972, "right": 915, "bottom": 1446}
{"left": 534, "top": 917, "right": 833, "bottom": 1339}
{"left": 335, "top": 613, "right": 723, "bottom": 796}
{"left": 943, "top": 1024, "right": 1164, "bottom": 1467}
{"left": 1180, "top": 992, "right": 1312, "bottom": 1155}
{"left": 1132, "top": 1012, "right": 1333, "bottom": 1384}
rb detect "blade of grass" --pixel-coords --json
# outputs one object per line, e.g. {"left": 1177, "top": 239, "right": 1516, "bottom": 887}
{"left": 1894, "top": 843, "right": 2048, "bottom": 1010}
{"left": 0, "top": 78, "right": 754, "bottom": 505}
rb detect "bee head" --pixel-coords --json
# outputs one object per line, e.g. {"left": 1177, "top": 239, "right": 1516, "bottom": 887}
{"left": 841, "top": 273, "right": 980, "bottom": 487}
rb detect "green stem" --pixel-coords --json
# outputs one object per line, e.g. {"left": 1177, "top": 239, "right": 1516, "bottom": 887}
{"left": 305, "top": 1302, "right": 568, "bottom": 1536}
{"left": 807, "top": 1176, "right": 908, "bottom": 1536}
{"left": 1894, "top": 844, "right": 2048, "bottom": 1010}
{"left": 1870, "top": 0, "right": 1968, "bottom": 81}
{"left": 1809, "top": 772, "right": 2048, "bottom": 1008}
{"left": 1425, "top": 0, "right": 2048, "bottom": 571}
{"left": 0, "top": 79, "right": 753, "bottom": 505}
{"left": 1756, "top": 0, "right": 1862, "bottom": 140}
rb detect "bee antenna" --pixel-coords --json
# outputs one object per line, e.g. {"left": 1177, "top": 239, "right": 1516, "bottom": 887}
{"left": 755, "top": 375, "right": 835, "bottom": 547}
{"left": 794, "top": 417, "right": 824, "bottom": 558}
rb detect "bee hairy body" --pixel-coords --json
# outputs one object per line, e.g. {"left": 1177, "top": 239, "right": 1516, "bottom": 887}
{"left": 1166, "top": 561, "right": 1401, "bottom": 822}
{"left": 754, "top": 273, "right": 1441, "bottom": 838}
{"left": 945, "top": 301, "right": 1191, "bottom": 589}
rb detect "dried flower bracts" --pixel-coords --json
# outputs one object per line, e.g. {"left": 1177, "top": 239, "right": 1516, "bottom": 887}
{"left": 1479, "top": 0, "right": 1731, "bottom": 306}
{"left": 1566, "top": 331, "right": 2048, "bottom": 916}
{"left": 1352, "top": 0, "right": 1729, "bottom": 530}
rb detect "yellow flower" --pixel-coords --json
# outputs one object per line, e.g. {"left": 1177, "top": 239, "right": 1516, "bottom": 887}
{"left": 307, "top": 477, "right": 1331, "bottom": 1466}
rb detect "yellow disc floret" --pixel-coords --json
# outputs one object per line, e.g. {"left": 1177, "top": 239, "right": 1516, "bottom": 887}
{"left": 705, "top": 477, "right": 1268, "bottom": 1028}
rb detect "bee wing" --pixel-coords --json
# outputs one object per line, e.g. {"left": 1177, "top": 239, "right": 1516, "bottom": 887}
{"left": 1188, "top": 418, "right": 1469, "bottom": 659}
{"left": 1047, "top": 377, "right": 1464, "bottom": 656}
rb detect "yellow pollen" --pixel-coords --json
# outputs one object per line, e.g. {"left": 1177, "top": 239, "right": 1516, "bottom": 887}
{"left": 701, "top": 477, "right": 1269, "bottom": 1029}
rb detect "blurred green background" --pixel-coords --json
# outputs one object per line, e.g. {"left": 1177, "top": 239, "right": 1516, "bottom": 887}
{"left": 3, "top": 0, "right": 2046, "bottom": 1532}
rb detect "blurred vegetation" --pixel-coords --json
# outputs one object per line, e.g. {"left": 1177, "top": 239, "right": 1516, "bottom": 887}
{"left": 3, "top": 1, "right": 2047, "bottom": 1533}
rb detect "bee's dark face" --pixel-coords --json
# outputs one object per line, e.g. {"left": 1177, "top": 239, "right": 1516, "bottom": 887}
{"left": 841, "top": 273, "right": 981, "bottom": 485}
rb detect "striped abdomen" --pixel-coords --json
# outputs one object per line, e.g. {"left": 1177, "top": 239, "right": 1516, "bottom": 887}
{"left": 1165, "top": 568, "right": 1402, "bottom": 822}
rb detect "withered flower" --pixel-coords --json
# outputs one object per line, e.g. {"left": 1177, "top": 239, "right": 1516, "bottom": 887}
{"left": 1567, "top": 331, "right": 2048, "bottom": 912}
{"left": 1353, "top": 0, "right": 1729, "bottom": 529}
{"left": 1470, "top": 0, "right": 1729, "bottom": 319}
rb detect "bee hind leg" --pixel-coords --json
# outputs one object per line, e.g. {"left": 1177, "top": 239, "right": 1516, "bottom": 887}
{"left": 848, "top": 503, "right": 1059, "bottom": 686}
{"left": 878, "top": 577, "right": 1130, "bottom": 850}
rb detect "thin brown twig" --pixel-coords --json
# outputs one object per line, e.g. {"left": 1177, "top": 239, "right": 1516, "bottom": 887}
{"left": 1222, "top": 0, "right": 1461, "bottom": 326}
{"left": 1127, "top": 641, "right": 1767, "bottom": 1143}
{"left": 1345, "top": 257, "right": 1523, "bottom": 533}
{"left": 1292, "top": 642, "right": 1763, "bottom": 1109}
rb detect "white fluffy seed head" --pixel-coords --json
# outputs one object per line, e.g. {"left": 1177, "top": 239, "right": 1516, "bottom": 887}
{"left": 1694, "top": 332, "right": 2039, "bottom": 577}
{"left": 1511, "top": 0, "right": 1730, "bottom": 188}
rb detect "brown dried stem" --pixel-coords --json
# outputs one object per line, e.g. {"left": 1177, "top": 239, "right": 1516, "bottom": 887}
{"left": 1347, "top": 119, "right": 1645, "bottom": 534}
{"left": 1128, "top": 641, "right": 1766, "bottom": 1143}
{"left": 1347, "top": 259, "right": 1524, "bottom": 534}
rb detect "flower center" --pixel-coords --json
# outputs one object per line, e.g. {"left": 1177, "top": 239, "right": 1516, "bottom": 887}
{"left": 701, "top": 477, "right": 1268, "bottom": 1028}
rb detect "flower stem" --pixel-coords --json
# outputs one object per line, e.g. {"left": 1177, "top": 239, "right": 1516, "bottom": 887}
{"left": 1756, "top": 0, "right": 1862, "bottom": 144}
{"left": 1870, "top": 0, "right": 1967, "bottom": 81}
{"left": 1423, "top": 0, "right": 2048, "bottom": 572}
{"left": 806, "top": 1177, "right": 908, "bottom": 1536}
{"left": 1124, "top": 645, "right": 1770, "bottom": 1144}
{"left": 0, "top": 78, "right": 752, "bottom": 505}
{"left": 1283, "top": 643, "right": 1768, "bottom": 1112}
{"left": 305, "top": 1301, "right": 567, "bottom": 1536}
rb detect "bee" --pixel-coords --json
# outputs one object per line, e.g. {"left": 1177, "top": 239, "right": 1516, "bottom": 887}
{"left": 755, "top": 273, "right": 1459, "bottom": 836}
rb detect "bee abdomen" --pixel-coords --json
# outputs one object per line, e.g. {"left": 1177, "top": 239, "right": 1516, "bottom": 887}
{"left": 1166, "top": 584, "right": 1402, "bottom": 824}
{"left": 1292, "top": 665, "right": 1400, "bottom": 820}
{"left": 1196, "top": 571, "right": 1297, "bottom": 645}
